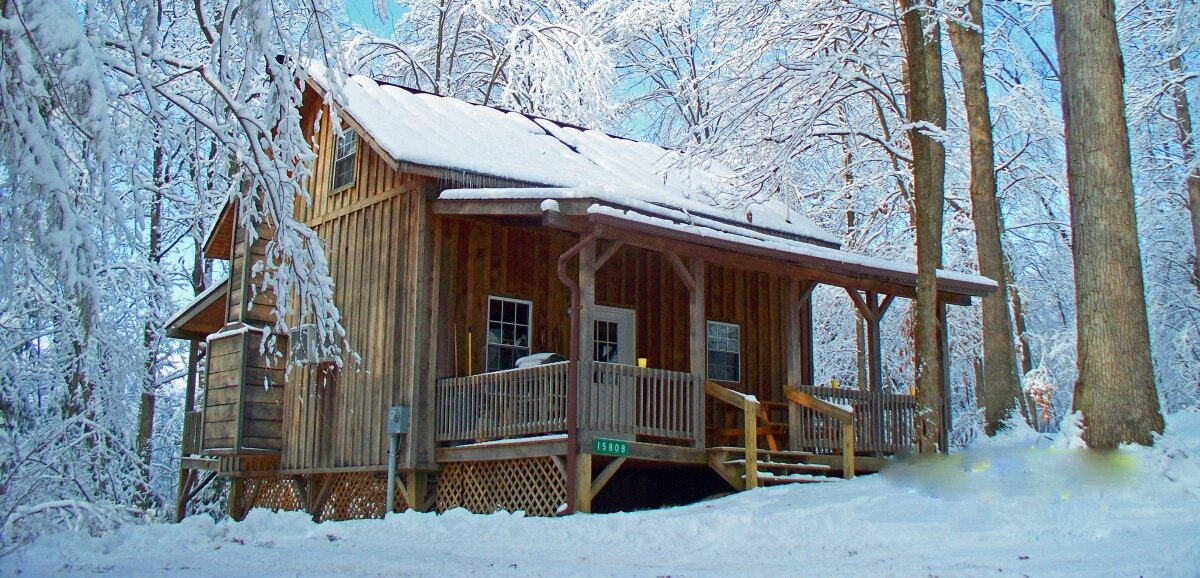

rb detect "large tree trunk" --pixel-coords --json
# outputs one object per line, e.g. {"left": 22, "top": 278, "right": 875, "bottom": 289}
{"left": 1051, "top": 0, "right": 1163, "bottom": 447}
{"left": 899, "top": 0, "right": 947, "bottom": 453}
{"left": 948, "top": 0, "right": 1026, "bottom": 434}
{"left": 1168, "top": 53, "right": 1200, "bottom": 288}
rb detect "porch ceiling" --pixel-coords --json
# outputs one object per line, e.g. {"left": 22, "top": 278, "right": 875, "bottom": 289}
{"left": 431, "top": 195, "right": 997, "bottom": 303}
{"left": 166, "top": 276, "right": 230, "bottom": 340}
{"left": 202, "top": 200, "right": 235, "bottom": 261}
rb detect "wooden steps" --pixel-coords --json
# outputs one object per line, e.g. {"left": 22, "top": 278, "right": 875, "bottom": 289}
{"left": 707, "top": 447, "right": 848, "bottom": 489}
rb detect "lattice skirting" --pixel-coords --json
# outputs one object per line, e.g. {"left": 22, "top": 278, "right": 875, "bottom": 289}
{"left": 437, "top": 457, "right": 565, "bottom": 517}
{"left": 240, "top": 473, "right": 410, "bottom": 521}
{"left": 316, "top": 473, "right": 409, "bottom": 521}
{"left": 242, "top": 476, "right": 304, "bottom": 513}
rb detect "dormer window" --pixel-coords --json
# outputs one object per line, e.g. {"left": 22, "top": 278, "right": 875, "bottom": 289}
{"left": 331, "top": 127, "right": 357, "bottom": 191}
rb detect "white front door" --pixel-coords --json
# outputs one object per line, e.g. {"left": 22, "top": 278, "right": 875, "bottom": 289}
{"left": 591, "top": 305, "right": 637, "bottom": 439}
{"left": 593, "top": 305, "right": 636, "bottom": 365}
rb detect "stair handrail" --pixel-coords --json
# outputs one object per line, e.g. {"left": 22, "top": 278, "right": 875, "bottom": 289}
{"left": 784, "top": 386, "right": 856, "bottom": 479}
{"left": 705, "top": 380, "right": 760, "bottom": 489}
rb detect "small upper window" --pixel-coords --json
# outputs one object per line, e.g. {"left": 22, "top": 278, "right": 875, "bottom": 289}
{"left": 486, "top": 296, "right": 531, "bottom": 372}
{"left": 331, "top": 127, "right": 357, "bottom": 191}
{"left": 706, "top": 321, "right": 740, "bottom": 382}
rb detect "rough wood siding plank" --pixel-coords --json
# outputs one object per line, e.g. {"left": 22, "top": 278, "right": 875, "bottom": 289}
{"left": 204, "top": 402, "right": 282, "bottom": 425}
{"left": 227, "top": 221, "right": 245, "bottom": 321}
{"left": 366, "top": 197, "right": 383, "bottom": 468}
{"left": 348, "top": 205, "right": 367, "bottom": 466}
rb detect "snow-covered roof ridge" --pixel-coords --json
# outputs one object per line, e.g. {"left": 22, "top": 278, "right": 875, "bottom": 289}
{"left": 305, "top": 63, "right": 840, "bottom": 247}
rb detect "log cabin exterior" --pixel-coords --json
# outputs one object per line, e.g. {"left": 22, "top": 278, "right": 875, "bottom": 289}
{"left": 167, "top": 67, "right": 996, "bottom": 521}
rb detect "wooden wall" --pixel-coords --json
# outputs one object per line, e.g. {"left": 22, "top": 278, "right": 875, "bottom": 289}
{"left": 279, "top": 93, "right": 427, "bottom": 472}
{"left": 705, "top": 264, "right": 794, "bottom": 404}
{"left": 202, "top": 330, "right": 285, "bottom": 453}
{"left": 434, "top": 217, "right": 795, "bottom": 404}
{"left": 226, "top": 204, "right": 276, "bottom": 326}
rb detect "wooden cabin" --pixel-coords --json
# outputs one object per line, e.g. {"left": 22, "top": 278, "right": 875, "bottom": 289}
{"left": 167, "top": 66, "right": 996, "bottom": 521}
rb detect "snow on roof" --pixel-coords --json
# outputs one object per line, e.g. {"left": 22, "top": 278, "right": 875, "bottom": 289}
{"left": 585, "top": 204, "right": 998, "bottom": 294}
{"left": 306, "top": 63, "right": 839, "bottom": 247}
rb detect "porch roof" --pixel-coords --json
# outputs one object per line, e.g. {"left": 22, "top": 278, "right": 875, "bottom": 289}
{"left": 434, "top": 189, "right": 997, "bottom": 300}
{"left": 165, "top": 276, "right": 230, "bottom": 340}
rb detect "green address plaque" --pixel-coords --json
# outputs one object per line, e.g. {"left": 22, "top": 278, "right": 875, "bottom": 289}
{"left": 592, "top": 438, "right": 628, "bottom": 457}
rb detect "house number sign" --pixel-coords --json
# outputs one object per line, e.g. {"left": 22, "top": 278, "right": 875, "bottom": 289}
{"left": 593, "top": 438, "right": 628, "bottom": 456}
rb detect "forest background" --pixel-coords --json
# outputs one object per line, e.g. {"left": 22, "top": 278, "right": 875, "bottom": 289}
{"left": 0, "top": 0, "right": 1197, "bottom": 553}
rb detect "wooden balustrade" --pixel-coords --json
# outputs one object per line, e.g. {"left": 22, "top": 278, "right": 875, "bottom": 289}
{"left": 435, "top": 361, "right": 703, "bottom": 445}
{"left": 705, "top": 380, "right": 761, "bottom": 488}
{"left": 435, "top": 362, "right": 570, "bottom": 442}
{"left": 788, "top": 385, "right": 915, "bottom": 455}
{"left": 581, "top": 362, "right": 703, "bottom": 446}
{"left": 433, "top": 364, "right": 912, "bottom": 468}
{"left": 784, "top": 386, "right": 855, "bottom": 478}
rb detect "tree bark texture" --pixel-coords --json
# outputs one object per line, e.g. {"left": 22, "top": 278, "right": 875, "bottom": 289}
{"left": 1051, "top": 0, "right": 1163, "bottom": 447}
{"left": 948, "top": 0, "right": 1026, "bottom": 434}
{"left": 899, "top": 0, "right": 947, "bottom": 452}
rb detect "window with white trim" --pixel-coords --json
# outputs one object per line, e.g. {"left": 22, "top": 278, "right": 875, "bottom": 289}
{"left": 331, "top": 127, "right": 357, "bottom": 191}
{"left": 706, "top": 321, "right": 740, "bottom": 382}
{"left": 486, "top": 296, "right": 531, "bottom": 371}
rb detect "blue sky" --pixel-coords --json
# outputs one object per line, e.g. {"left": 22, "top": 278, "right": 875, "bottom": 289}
{"left": 342, "top": 0, "right": 405, "bottom": 36}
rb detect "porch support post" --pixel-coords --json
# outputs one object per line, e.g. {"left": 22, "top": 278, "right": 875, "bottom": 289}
{"left": 786, "top": 280, "right": 817, "bottom": 389}
{"left": 406, "top": 471, "right": 429, "bottom": 512}
{"left": 786, "top": 280, "right": 817, "bottom": 452}
{"left": 688, "top": 257, "right": 706, "bottom": 378}
{"left": 785, "top": 278, "right": 803, "bottom": 390}
{"left": 937, "top": 299, "right": 951, "bottom": 452}
{"left": 845, "top": 290, "right": 894, "bottom": 393}
{"left": 575, "top": 453, "right": 593, "bottom": 513}
{"left": 176, "top": 340, "right": 201, "bottom": 522}
{"left": 800, "top": 285, "right": 815, "bottom": 387}
{"left": 556, "top": 226, "right": 602, "bottom": 515}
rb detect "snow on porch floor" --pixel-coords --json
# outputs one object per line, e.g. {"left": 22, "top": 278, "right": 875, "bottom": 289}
{"left": 5, "top": 414, "right": 1200, "bottom": 577}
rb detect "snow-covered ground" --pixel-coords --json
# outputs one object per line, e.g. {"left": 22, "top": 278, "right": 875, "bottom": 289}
{"left": 6, "top": 414, "right": 1200, "bottom": 577}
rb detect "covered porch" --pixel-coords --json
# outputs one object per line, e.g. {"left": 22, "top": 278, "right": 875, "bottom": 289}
{"left": 424, "top": 193, "right": 993, "bottom": 513}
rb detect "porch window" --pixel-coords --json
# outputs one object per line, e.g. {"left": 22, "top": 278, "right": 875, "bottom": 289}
{"left": 331, "top": 126, "right": 357, "bottom": 191}
{"left": 486, "top": 296, "right": 531, "bottom": 371}
{"left": 706, "top": 321, "right": 740, "bottom": 382}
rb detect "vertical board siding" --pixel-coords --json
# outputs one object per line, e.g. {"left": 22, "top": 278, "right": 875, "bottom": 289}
{"left": 280, "top": 98, "right": 421, "bottom": 471}
{"left": 704, "top": 263, "right": 790, "bottom": 402}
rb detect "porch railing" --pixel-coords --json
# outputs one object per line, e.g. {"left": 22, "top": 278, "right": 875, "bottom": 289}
{"left": 435, "top": 362, "right": 570, "bottom": 442}
{"left": 434, "top": 361, "right": 704, "bottom": 445}
{"left": 705, "top": 380, "right": 761, "bottom": 488}
{"left": 581, "top": 362, "right": 703, "bottom": 446}
{"left": 784, "top": 387, "right": 855, "bottom": 478}
{"left": 789, "top": 385, "right": 915, "bottom": 454}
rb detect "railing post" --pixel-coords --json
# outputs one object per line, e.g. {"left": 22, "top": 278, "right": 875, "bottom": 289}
{"left": 842, "top": 420, "right": 855, "bottom": 479}
{"left": 743, "top": 400, "right": 759, "bottom": 489}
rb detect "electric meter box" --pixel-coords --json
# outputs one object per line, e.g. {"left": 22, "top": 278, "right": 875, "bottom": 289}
{"left": 386, "top": 406, "right": 410, "bottom": 434}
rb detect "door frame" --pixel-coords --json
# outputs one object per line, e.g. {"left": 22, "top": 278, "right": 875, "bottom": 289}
{"left": 593, "top": 305, "right": 636, "bottom": 366}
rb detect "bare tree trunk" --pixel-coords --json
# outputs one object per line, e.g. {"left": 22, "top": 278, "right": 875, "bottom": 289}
{"left": 1167, "top": 54, "right": 1200, "bottom": 288}
{"left": 136, "top": 145, "right": 165, "bottom": 509}
{"left": 899, "top": 0, "right": 947, "bottom": 453}
{"left": 948, "top": 0, "right": 1026, "bottom": 434}
{"left": 1051, "top": 0, "right": 1163, "bottom": 447}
